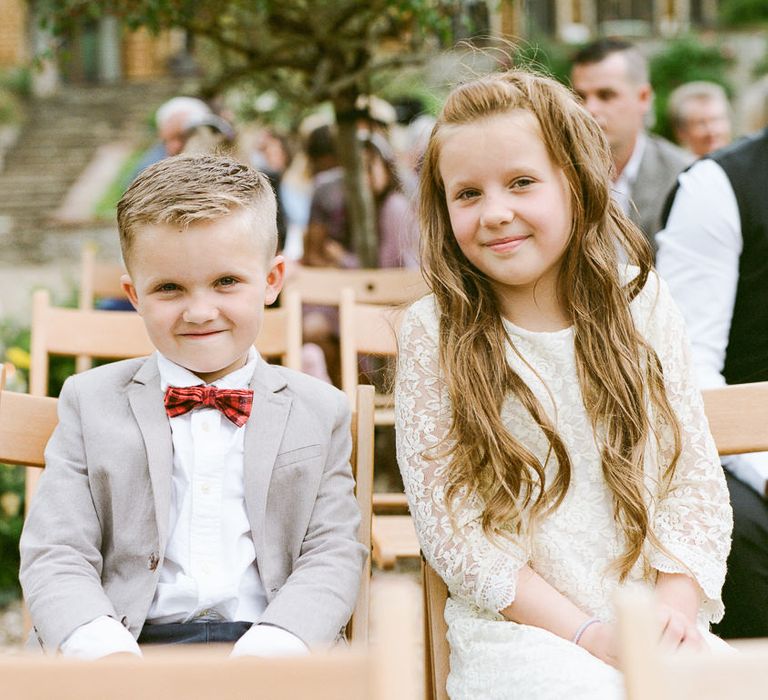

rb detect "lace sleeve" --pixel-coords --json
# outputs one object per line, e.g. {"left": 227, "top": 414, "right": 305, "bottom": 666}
{"left": 640, "top": 275, "right": 733, "bottom": 623}
{"left": 395, "top": 298, "right": 527, "bottom": 613}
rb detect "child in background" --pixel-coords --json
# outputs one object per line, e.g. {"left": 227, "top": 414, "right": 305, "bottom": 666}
{"left": 395, "top": 71, "right": 732, "bottom": 699}
{"left": 21, "top": 154, "right": 366, "bottom": 658}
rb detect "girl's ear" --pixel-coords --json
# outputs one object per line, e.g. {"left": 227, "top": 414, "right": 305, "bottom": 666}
{"left": 120, "top": 274, "right": 141, "bottom": 312}
{"left": 264, "top": 255, "right": 286, "bottom": 306}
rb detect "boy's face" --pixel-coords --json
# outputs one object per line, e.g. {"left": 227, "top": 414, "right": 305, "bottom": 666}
{"left": 122, "top": 209, "right": 284, "bottom": 384}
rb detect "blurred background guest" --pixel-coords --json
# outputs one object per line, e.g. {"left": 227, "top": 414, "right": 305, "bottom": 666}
{"left": 667, "top": 81, "right": 732, "bottom": 157}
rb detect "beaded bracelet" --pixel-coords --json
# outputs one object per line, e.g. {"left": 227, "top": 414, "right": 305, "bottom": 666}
{"left": 571, "top": 617, "right": 601, "bottom": 646}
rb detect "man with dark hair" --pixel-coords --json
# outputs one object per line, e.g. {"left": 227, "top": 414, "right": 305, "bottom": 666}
{"left": 571, "top": 38, "right": 692, "bottom": 250}
{"left": 657, "top": 129, "right": 768, "bottom": 640}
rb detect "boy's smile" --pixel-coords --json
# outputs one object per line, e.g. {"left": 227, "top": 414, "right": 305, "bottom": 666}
{"left": 122, "top": 209, "right": 284, "bottom": 383}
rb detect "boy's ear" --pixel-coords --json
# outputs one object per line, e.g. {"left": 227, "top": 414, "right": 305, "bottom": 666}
{"left": 264, "top": 255, "right": 286, "bottom": 306}
{"left": 120, "top": 273, "right": 141, "bottom": 312}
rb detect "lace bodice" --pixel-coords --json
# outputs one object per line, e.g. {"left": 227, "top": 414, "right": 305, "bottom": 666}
{"left": 395, "top": 270, "right": 732, "bottom": 623}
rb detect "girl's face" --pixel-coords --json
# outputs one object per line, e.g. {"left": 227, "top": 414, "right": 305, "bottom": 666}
{"left": 438, "top": 109, "right": 572, "bottom": 313}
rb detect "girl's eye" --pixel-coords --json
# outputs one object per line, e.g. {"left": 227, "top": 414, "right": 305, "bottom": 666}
{"left": 456, "top": 189, "right": 480, "bottom": 201}
{"left": 511, "top": 177, "right": 535, "bottom": 189}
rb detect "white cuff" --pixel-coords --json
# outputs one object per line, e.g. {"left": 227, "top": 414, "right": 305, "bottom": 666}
{"left": 230, "top": 623, "right": 309, "bottom": 658}
{"left": 59, "top": 615, "right": 142, "bottom": 660}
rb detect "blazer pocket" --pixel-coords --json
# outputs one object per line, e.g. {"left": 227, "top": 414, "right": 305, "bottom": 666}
{"left": 274, "top": 444, "right": 322, "bottom": 470}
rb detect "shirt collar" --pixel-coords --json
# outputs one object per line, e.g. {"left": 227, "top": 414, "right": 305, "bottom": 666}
{"left": 619, "top": 131, "right": 646, "bottom": 186}
{"left": 157, "top": 347, "right": 258, "bottom": 391}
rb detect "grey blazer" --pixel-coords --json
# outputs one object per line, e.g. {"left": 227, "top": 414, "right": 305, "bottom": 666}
{"left": 630, "top": 133, "right": 694, "bottom": 252}
{"left": 19, "top": 355, "right": 367, "bottom": 653}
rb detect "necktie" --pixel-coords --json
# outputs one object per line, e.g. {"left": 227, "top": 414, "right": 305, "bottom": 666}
{"left": 164, "top": 385, "right": 254, "bottom": 427}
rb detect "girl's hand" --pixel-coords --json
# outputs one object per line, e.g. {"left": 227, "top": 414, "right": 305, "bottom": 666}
{"left": 578, "top": 621, "right": 620, "bottom": 669}
{"left": 656, "top": 602, "right": 706, "bottom": 653}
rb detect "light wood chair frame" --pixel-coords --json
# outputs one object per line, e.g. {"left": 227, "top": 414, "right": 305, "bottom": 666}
{"left": 421, "top": 381, "right": 768, "bottom": 700}
{"left": 338, "top": 287, "right": 421, "bottom": 570}
{"left": 284, "top": 266, "right": 427, "bottom": 306}
{"left": 618, "top": 587, "right": 768, "bottom": 700}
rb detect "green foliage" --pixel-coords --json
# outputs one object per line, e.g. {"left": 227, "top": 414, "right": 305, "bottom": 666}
{"left": 510, "top": 38, "right": 573, "bottom": 86}
{"left": 720, "top": 0, "right": 768, "bottom": 27}
{"left": 649, "top": 37, "right": 734, "bottom": 141}
{"left": 0, "top": 89, "right": 22, "bottom": 126}
{"left": 92, "top": 145, "right": 147, "bottom": 221}
{"left": 0, "top": 67, "right": 32, "bottom": 98}
{"left": 0, "top": 466, "right": 24, "bottom": 599}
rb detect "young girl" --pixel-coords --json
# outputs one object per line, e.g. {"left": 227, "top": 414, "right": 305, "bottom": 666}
{"left": 395, "top": 71, "right": 732, "bottom": 699}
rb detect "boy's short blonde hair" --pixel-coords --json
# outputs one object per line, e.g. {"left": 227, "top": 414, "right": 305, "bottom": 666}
{"left": 117, "top": 154, "right": 278, "bottom": 268}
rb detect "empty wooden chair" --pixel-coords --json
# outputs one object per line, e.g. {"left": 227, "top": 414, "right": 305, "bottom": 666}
{"left": 338, "top": 287, "right": 420, "bottom": 570}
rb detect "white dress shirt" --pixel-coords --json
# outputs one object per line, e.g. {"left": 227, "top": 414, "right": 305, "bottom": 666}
{"left": 657, "top": 158, "right": 768, "bottom": 497}
{"left": 612, "top": 132, "right": 646, "bottom": 215}
{"left": 60, "top": 349, "right": 308, "bottom": 659}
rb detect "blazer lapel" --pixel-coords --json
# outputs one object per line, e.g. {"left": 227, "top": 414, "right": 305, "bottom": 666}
{"left": 127, "top": 355, "right": 174, "bottom": 552}
{"left": 243, "top": 358, "right": 291, "bottom": 564}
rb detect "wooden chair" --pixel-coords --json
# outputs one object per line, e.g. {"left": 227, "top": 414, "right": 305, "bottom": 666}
{"left": 339, "top": 287, "right": 421, "bottom": 570}
{"left": 78, "top": 244, "right": 127, "bottom": 311}
{"left": 284, "top": 265, "right": 427, "bottom": 306}
{"left": 617, "top": 587, "right": 768, "bottom": 700}
{"left": 421, "top": 380, "right": 768, "bottom": 700}
{"left": 348, "top": 385, "right": 375, "bottom": 646}
{"left": 77, "top": 245, "right": 131, "bottom": 372}
{"left": 0, "top": 577, "right": 421, "bottom": 700}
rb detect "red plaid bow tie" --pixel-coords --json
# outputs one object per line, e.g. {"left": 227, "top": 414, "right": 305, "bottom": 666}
{"left": 164, "top": 385, "right": 254, "bottom": 427}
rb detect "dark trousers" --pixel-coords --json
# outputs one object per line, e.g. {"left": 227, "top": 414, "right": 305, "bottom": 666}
{"left": 138, "top": 621, "right": 253, "bottom": 646}
{"left": 712, "top": 470, "right": 768, "bottom": 639}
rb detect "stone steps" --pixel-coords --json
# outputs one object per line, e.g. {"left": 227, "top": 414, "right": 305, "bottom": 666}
{"left": 0, "top": 80, "right": 178, "bottom": 264}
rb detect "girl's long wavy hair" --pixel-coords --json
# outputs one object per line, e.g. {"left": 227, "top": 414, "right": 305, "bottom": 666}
{"left": 419, "top": 70, "right": 682, "bottom": 580}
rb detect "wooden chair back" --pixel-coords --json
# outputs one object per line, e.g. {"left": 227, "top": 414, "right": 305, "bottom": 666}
{"left": 0, "top": 389, "right": 58, "bottom": 470}
{"left": 349, "top": 385, "right": 375, "bottom": 646}
{"left": 0, "top": 577, "right": 421, "bottom": 700}
{"left": 421, "top": 380, "right": 768, "bottom": 700}
{"left": 78, "top": 244, "right": 127, "bottom": 311}
{"left": 618, "top": 587, "right": 768, "bottom": 700}
{"left": 701, "top": 381, "right": 768, "bottom": 455}
{"left": 338, "top": 288, "right": 420, "bottom": 569}
{"left": 0, "top": 651, "right": 374, "bottom": 700}
{"left": 285, "top": 266, "right": 427, "bottom": 306}
{"left": 339, "top": 287, "right": 404, "bottom": 419}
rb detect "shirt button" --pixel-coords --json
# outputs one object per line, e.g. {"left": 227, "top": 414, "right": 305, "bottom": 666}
{"left": 201, "top": 422, "right": 210, "bottom": 432}
{"left": 147, "top": 553, "right": 159, "bottom": 571}
{"left": 201, "top": 482, "right": 210, "bottom": 494}
{"left": 201, "top": 562, "right": 212, "bottom": 575}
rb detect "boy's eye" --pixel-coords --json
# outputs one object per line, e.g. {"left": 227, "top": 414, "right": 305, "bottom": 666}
{"left": 156, "top": 283, "right": 180, "bottom": 293}
{"left": 216, "top": 276, "right": 238, "bottom": 287}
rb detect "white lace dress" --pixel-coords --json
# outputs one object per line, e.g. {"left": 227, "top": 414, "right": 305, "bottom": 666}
{"left": 395, "top": 271, "right": 733, "bottom": 700}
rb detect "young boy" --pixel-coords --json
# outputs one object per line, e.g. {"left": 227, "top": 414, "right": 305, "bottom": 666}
{"left": 19, "top": 154, "right": 367, "bottom": 658}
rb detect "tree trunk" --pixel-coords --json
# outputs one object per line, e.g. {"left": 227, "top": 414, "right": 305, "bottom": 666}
{"left": 333, "top": 92, "right": 378, "bottom": 268}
